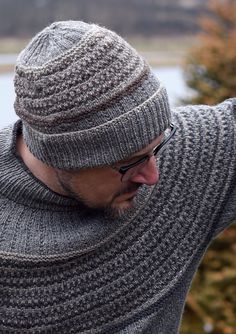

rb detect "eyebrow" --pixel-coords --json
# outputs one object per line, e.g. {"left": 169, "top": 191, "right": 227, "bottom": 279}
{"left": 129, "top": 151, "right": 149, "bottom": 160}
{"left": 121, "top": 136, "right": 164, "bottom": 163}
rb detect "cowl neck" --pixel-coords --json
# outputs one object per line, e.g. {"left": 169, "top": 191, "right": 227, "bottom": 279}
{"left": 0, "top": 120, "right": 154, "bottom": 259}
{"left": 0, "top": 101, "right": 235, "bottom": 333}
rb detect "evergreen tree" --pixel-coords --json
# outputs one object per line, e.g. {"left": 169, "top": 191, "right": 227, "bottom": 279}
{"left": 181, "top": 3, "right": 236, "bottom": 332}
{"left": 181, "top": 225, "right": 236, "bottom": 334}
{"left": 184, "top": 0, "right": 236, "bottom": 104}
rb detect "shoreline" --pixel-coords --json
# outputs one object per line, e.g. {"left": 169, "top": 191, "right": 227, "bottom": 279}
{"left": 0, "top": 51, "right": 186, "bottom": 74}
{"left": 0, "top": 35, "right": 196, "bottom": 73}
{"left": 0, "top": 56, "right": 184, "bottom": 74}
{"left": 0, "top": 64, "right": 15, "bottom": 73}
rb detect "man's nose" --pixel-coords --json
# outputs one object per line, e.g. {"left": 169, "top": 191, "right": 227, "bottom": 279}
{"left": 130, "top": 156, "right": 159, "bottom": 185}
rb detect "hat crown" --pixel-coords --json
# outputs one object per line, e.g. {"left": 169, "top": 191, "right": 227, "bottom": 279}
{"left": 14, "top": 20, "right": 171, "bottom": 169}
{"left": 18, "top": 21, "right": 91, "bottom": 67}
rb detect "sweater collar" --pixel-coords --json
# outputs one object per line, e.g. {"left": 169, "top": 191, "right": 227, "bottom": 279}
{"left": 0, "top": 120, "right": 153, "bottom": 214}
{"left": 0, "top": 120, "right": 82, "bottom": 211}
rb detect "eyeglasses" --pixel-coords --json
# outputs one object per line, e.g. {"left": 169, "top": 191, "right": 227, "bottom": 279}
{"left": 112, "top": 123, "right": 177, "bottom": 182}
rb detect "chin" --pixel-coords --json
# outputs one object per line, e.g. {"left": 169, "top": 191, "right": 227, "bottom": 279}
{"left": 107, "top": 199, "right": 134, "bottom": 218}
{"left": 120, "top": 199, "right": 134, "bottom": 210}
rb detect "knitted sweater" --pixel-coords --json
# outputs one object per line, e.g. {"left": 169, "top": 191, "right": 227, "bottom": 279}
{"left": 0, "top": 99, "right": 236, "bottom": 334}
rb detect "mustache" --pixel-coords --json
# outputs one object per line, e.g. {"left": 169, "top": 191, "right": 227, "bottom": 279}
{"left": 116, "top": 183, "right": 141, "bottom": 196}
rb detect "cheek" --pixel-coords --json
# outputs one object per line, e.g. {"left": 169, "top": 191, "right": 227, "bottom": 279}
{"left": 71, "top": 171, "right": 123, "bottom": 202}
{"left": 91, "top": 179, "right": 123, "bottom": 200}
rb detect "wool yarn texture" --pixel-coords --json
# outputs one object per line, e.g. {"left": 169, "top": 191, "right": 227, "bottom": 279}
{"left": 1, "top": 19, "right": 236, "bottom": 334}
{"left": 14, "top": 21, "right": 171, "bottom": 169}
{"left": 0, "top": 99, "right": 235, "bottom": 333}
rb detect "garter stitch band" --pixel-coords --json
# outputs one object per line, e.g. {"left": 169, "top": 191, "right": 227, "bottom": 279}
{"left": 0, "top": 99, "right": 235, "bottom": 332}
{"left": 14, "top": 21, "right": 171, "bottom": 169}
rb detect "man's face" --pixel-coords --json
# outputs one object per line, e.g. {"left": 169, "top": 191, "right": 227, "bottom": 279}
{"left": 55, "top": 135, "right": 163, "bottom": 217}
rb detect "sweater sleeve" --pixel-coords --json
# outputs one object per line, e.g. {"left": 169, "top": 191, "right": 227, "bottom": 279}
{"left": 212, "top": 98, "right": 236, "bottom": 238}
{"left": 212, "top": 184, "right": 236, "bottom": 237}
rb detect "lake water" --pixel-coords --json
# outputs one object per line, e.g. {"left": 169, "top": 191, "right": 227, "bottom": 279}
{"left": 0, "top": 66, "right": 191, "bottom": 130}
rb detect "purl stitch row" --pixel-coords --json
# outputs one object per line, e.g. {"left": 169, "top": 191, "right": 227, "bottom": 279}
{"left": 13, "top": 21, "right": 171, "bottom": 169}
{"left": 0, "top": 100, "right": 235, "bottom": 332}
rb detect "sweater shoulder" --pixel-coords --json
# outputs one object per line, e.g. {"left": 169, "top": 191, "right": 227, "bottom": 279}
{"left": 173, "top": 98, "right": 236, "bottom": 165}
{"left": 0, "top": 122, "right": 16, "bottom": 152}
{"left": 213, "top": 183, "right": 236, "bottom": 237}
{"left": 170, "top": 98, "right": 236, "bottom": 237}
{"left": 173, "top": 98, "right": 236, "bottom": 121}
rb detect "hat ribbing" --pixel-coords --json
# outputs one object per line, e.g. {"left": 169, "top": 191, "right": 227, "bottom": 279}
{"left": 14, "top": 21, "right": 171, "bottom": 169}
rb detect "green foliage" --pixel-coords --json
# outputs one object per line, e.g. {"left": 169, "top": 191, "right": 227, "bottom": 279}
{"left": 182, "top": 5, "right": 236, "bottom": 328}
{"left": 181, "top": 222, "right": 236, "bottom": 334}
{"left": 184, "top": 0, "right": 236, "bottom": 105}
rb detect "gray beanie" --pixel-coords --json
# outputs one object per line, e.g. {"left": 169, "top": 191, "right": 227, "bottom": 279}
{"left": 14, "top": 21, "right": 171, "bottom": 169}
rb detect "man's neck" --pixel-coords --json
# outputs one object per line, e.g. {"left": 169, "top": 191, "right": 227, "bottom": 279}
{"left": 16, "top": 134, "right": 66, "bottom": 196}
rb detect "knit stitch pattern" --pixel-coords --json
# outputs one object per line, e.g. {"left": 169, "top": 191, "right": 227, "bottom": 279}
{"left": 14, "top": 21, "right": 171, "bottom": 169}
{"left": 0, "top": 99, "right": 235, "bottom": 333}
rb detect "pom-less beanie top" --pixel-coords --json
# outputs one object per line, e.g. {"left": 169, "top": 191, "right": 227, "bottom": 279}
{"left": 14, "top": 21, "right": 171, "bottom": 169}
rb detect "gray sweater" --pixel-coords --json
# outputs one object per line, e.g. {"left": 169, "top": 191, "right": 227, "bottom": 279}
{"left": 0, "top": 99, "right": 236, "bottom": 333}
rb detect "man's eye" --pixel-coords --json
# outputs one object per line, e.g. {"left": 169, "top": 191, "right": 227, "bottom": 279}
{"left": 117, "top": 157, "right": 140, "bottom": 168}
{"left": 118, "top": 160, "right": 136, "bottom": 167}
{"left": 125, "top": 158, "right": 139, "bottom": 165}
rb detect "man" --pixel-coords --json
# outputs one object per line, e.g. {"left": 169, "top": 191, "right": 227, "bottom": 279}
{"left": 0, "top": 21, "right": 235, "bottom": 333}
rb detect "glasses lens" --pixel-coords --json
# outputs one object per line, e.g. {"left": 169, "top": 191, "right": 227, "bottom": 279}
{"left": 153, "top": 125, "right": 175, "bottom": 156}
{"left": 164, "top": 127, "right": 172, "bottom": 138}
{"left": 121, "top": 158, "right": 149, "bottom": 182}
{"left": 158, "top": 128, "right": 171, "bottom": 152}
{"left": 120, "top": 124, "right": 176, "bottom": 182}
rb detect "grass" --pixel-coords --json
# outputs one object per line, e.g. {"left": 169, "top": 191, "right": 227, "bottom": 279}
{"left": 0, "top": 38, "right": 29, "bottom": 73}
{"left": 0, "top": 64, "right": 15, "bottom": 73}
{"left": 0, "top": 37, "right": 29, "bottom": 54}
{"left": 0, "top": 34, "right": 197, "bottom": 72}
{"left": 128, "top": 35, "right": 196, "bottom": 52}
{"left": 128, "top": 35, "right": 197, "bottom": 66}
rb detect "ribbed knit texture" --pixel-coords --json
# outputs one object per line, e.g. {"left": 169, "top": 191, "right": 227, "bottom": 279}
{"left": 14, "top": 21, "right": 171, "bottom": 169}
{"left": 0, "top": 99, "right": 236, "bottom": 333}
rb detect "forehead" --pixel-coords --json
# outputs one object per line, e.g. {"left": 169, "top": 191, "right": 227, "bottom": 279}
{"left": 133, "top": 134, "right": 164, "bottom": 157}
{"left": 119, "top": 133, "right": 164, "bottom": 163}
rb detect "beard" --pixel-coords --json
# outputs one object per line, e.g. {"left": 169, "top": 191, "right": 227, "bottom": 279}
{"left": 55, "top": 171, "right": 140, "bottom": 218}
{"left": 104, "top": 183, "right": 141, "bottom": 218}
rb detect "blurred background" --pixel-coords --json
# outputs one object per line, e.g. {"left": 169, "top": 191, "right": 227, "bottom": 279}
{"left": 0, "top": 0, "right": 235, "bottom": 333}
{"left": 0, "top": 0, "right": 206, "bottom": 128}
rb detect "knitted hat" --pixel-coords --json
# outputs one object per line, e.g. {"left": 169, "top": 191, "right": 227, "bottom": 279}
{"left": 14, "top": 21, "right": 171, "bottom": 169}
